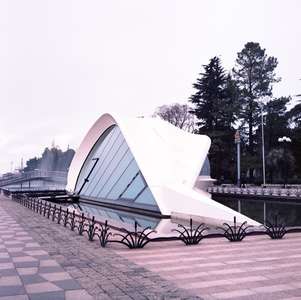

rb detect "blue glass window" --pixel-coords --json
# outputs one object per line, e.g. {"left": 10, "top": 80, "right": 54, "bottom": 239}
{"left": 75, "top": 125, "right": 158, "bottom": 210}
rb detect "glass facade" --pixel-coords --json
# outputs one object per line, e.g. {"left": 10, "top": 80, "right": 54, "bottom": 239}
{"left": 199, "top": 156, "right": 211, "bottom": 176}
{"left": 75, "top": 125, "right": 158, "bottom": 211}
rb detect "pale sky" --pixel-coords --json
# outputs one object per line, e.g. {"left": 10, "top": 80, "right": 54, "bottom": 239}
{"left": 0, "top": 0, "right": 300, "bottom": 173}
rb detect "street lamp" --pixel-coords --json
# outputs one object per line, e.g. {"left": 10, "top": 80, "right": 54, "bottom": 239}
{"left": 259, "top": 100, "right": 267, "bottom": 186}
{"left": 278, "top": 136, "right": 292, "bottom": 143}
{"left": 234, "top": 130, "right": 241, "bottom": 187}
{"left": 278, "top": 136, "right": 292, "bottom": 186}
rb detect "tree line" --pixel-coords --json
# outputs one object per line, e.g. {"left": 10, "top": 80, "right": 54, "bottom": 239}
{"left": 154, "top": 42, "right": 301, "bottom": 185}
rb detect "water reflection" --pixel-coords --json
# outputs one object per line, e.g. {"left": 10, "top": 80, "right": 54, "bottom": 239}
{"left": 70, "top": 202, "right": 196, "bottom": 237}
{"left": 69, "top": 198, "right": 301, "bottom": 237}
{"left": 71, "top": 202, "right": 161, "bottom": 229}
{"left": 214, "top": 197, "right": 301, "bottom": 226}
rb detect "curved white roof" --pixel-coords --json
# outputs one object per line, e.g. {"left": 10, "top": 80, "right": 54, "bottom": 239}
{"left": 68, "top": 113, "right": 260, "bottom": 226}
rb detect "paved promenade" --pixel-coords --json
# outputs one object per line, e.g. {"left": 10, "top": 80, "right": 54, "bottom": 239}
{"left": 3, "top": 194, "right": 301, "bottom": 299}
{"left": 0, "top": 195, "right": 199, "bottom": 300}
{"left": 0, "top": 201, "right": 92, "bottom": 300}
{"left": 117, "top": 231, "right": 301, "bottom": 299}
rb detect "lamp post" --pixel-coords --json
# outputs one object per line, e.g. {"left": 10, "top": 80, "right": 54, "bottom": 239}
{"left": 260, "top": 103, "right": 266, "bottom": 186}
{"left": 278, "top": 136, "right": 292, "bottom": 186}
{"left": 234, "top": 130, "right": 241, "bottom": 187}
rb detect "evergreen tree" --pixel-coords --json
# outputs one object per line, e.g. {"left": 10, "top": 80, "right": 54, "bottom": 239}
{"left": 264, "top": 97, "right": 291, "bottom": 152}
{"left": 189, "top": 57, "right": 239, "bottom": 181}
{"left": 23, "top": 157, "right": 40, "bottom": 172}
{"left": 190, "top": 56, "right": 227, "bottom": 131}
{"left": 253, "top": 96, "right": 291, "bottom": 182}
{"left": 288, "top": 99, "right": 301, "bottom": 178}
{"left": 266, "top": 148, "right": 295, "bottom": 183}
{"left": 233, "top": 42, "right": 280, "bottom": 181}
{"left": 222, "top": 74, "right": 241, "bottom": 128}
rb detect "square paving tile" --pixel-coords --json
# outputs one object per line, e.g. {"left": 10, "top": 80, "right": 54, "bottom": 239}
{"left": 25, "top": 282, "right": 62, "bottom": 294}
{"left": 54, "top": 279, "right": 82, "bottom": 290}
{"left": 0, "top": 253, "right": 9, "bottom": 259}
{"left": 24, "top": 250, "right": 48, "bottom": 256}
{"left": 15, "top": 231, "right": 29, "bottom": 236}
{"left": 65, "top": 289, "right": 94, "bottom": 300}
{"left": 9, "top": 252, "right": 28, "bottom": 258}
{"left": 0, "top": 286, "right": 26, "bottom": 297}
{"left": 17, "top": 268, "right": 38, "bottom": 276}
{"left": 0, "top": 263, "right": 14, "bottom": 270}
{"left": 40, "top": 272, "right": 72, "bottom": 282}
{"left": 0, "top": 295, "right": 29, "bottom": 300}
{"left": 16, "top": 237, "right": 33, "bottom": 241}
{"left": 38, "top": 266, "right": 64, "bottom": 273}
{"left": 0, "top": 276, "right": 22, "bottom": 286}
{"left": 29, "top": 291, "right": 65, "bottom": 300}
{"left": 24, "top": 243, "right": 40, "bottom": 248}
{"left": 39, "top": 259, "right": 60, "bottom": 267}
{"left": 20, "top": 274, "right": 46, "bottom": 285}
{"left": 0, "top": 258, "right": 11, "bottom": 263}
{"left": 6, "top": 248, "right": 24, "bottom": 253}
{"left": 14, "top": 261, "right": 39, "bottom": 268}
{"left": 0, "top": 269, "right": 18, "bottom": 276}
{"left": 12, "top": 256, "right": 38, "bottom": 263}
{"left": 4, "top": 241, "right": 24, "bottom": 246}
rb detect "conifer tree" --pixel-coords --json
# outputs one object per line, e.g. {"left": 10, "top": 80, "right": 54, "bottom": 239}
{"left": 190, "top": 56, "right": 227, "bottom": 132}
{"left": 233, "top": 42, "right": 280, "bottom": 181}
{"left": 189, "top": 57, "right": 239, "bottom": 181}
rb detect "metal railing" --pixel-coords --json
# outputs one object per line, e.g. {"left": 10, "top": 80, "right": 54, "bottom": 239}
{"left": 5, "top": 190, "right": 301, "bottom": 249}
{"left": 208, "top": 186, "right": 301, "bottom": 198}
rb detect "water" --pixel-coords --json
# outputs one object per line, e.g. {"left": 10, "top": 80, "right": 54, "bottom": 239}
{"left": 69, "top": 196, "right": 301, "bottom": 238}
{"left": 71, "top": 202, "right": 162, "bottom": 230}
{"left": 214, "top": 196, "right": 301, "bottom": 226}
{"left": 71, "top": 202, "right": 200, "bottom": 237}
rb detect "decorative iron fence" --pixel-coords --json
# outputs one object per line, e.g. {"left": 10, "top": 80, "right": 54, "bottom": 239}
{"left": 5, "top": 191, "right": 301, "bottom": 250}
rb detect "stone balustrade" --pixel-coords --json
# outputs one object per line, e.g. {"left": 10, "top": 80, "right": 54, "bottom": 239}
{"left": 208, "top": 186, "right": 301, "bottom": 198}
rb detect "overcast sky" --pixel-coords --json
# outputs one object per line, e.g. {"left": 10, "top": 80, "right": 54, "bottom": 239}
{"left": 0, "top": 0, "right": 300, "bottom": 173}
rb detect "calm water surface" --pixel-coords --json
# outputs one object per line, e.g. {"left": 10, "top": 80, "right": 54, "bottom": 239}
{"left": 214, "top": 196, "right": 301, "bottom": 226}
{"left": 70, "top": 197, "right": 301, "bottom": 235}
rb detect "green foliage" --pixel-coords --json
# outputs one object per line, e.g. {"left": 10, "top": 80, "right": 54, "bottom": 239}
{"left": 264, "top": 97, "right": 291, "bottom": 152}
{"left": 189, "top": 57, "right": 239, "bottom": 181}
{"left": 158, "top": 42, "right": 301, "bottom": 183}
{"left": 190, "top": 56, "right": 238, "bottom": 131}
{"left": 266, "top": 148, "right": 295, "bottom": 183}
{"left": 233, "top": 42, "right": 280, "bottom": 158}
{"left": 290, "top": 126, "right": 301, "bottom": 177}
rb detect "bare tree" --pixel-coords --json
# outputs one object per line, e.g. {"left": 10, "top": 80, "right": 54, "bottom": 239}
{"left": 154, "top": 103, "right": 196, "bottom": 132}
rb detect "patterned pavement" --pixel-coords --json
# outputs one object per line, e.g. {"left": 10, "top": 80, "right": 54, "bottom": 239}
{"left": 0, "top": 205, "right": 93, "bottom": 300}
{"left": 0, "top": 194, "right": 200, "bottom": 299}
{"left": 116, "top": 232, "right": 301, "bottom": 299}
{"left": 4, "top": 192, "right": 301, "bottom": 300}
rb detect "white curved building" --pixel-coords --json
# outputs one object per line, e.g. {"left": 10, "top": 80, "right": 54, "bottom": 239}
{"left": 67, "top": 113, "right": 259, "bottom": 226}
